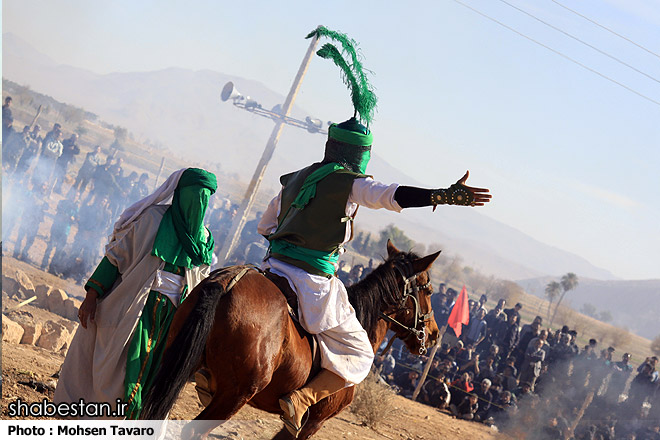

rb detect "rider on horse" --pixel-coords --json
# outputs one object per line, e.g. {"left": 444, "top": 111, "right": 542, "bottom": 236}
{"left": 261, "top": 27, "right": 492, "bottom": 437}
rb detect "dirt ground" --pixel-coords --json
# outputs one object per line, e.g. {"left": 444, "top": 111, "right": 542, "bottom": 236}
{"left": 1, "top": 257, "right": 505, "bottom": 439}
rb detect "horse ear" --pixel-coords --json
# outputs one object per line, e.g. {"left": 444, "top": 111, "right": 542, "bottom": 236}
{"left": 386, "top": 239, "right": 400, "bottom": 257}
{"left": 412, "top": 250, "right": 441, "bottom": 273}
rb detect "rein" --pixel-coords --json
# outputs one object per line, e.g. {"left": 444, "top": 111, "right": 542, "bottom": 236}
{"left": 379, "top": 256, "right": 433, "bottom": 355}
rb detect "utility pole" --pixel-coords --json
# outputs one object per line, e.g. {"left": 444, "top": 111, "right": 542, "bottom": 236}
{"left": 218, "top": 28, "right": 321, "bottom": 264}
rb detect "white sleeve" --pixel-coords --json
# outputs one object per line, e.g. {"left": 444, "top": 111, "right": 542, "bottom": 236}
{"left": 348, "top": 177, "right": 403, "bottom": 212}
{"left": 257, "top": 190, "right": 282, "bottom": 236}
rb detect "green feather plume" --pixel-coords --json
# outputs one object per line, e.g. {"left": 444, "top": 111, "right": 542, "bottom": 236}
{"left": 306, "top": 26, "right": 377, "bottom": 126}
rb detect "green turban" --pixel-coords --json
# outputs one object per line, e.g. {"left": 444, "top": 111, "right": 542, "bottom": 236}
{"left": 324, "top": 118, "right": 372, "bottom": 174}
{"left": 152, "top": 168, "right": 217, "bottom": 268}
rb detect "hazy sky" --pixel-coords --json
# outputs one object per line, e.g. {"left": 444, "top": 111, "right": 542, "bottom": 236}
{"left": 3, "top": 0, "right": 659, "bottom": 280}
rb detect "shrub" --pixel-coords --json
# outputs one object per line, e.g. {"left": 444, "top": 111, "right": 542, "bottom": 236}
{"left": 607, "top": 327, "right": 632, "bottom": 349}
{"left": 350, "top": 371, "right": 395, "bottom": 428}
{"left": 651, "top": 335, "right": 660, "bottom": 358}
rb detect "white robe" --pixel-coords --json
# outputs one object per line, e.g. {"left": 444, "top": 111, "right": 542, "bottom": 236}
{"left": 54, "top": 205, "right": 210, "bottom": 417}
{"left": 259, "top": 177, "right": 402, "bottom": 385}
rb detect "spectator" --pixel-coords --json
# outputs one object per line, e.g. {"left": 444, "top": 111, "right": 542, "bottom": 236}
{"left": 53, "top": 133, "right": 80, "bottom": 194}
{"left": 240, "top": 211, "right": 264, "bottom": 250}
{"left": 2, "top": 96, "right": 14, "bottom": 141}
{"left": 40, "top": 123, "right": 62, "bottom": 153}
{"left": 451, "top": 393, "right": 479, "bottom": 420}
{"left": 470, "top": 294, "right": 488, "bottom": 317}
{"left": 456, "top": 343, "right": 475, "bottom": 366}
{"left": 513, "top": 381, "right": 535, "bottom": 402}
{"left": 395, "top": 370, "right": 420, "bottom": 398}
{"left": 495, "top": 312, "right": 520, "bottom": 361}
{"left": 41, "top": 192, "right": 79, "bottom": 274}
{"left": 213, "top": 203, "right": 238, "bottom": 250}
{"left": 375, "top": 352, "right": 396, "bottom": 380}
{"left": 450, "top": 372, "right": 474, "bottom": 405}
{"left": 517, "top": 320, "right": 542, "bottom": 357}
{"left": 474, "top": 378, "right": 494, "bottom": 422}
{"left": 68, "top": 196, "right": 114, "bottom": 281}
{"left": 547, "top": 332, "right": 575, "bottom": 378}
{"left": 69, "top": 145, "right": 103, "bottom": 196}
{"left": 606, "top": 352, "right": 633, "bottom": 404}
{"left": 3, "top": 125, "right": 29, "bottom": 173}
{"left": 464, "top": 308, "right": 488, "bottom": 347}
{"left": 33, "top": 128, "right": 63, "bottom": 190}
{"left": 13, "top": 183, "right": 49, "bottom": 262}
{"left": 500, "top": 365, "right": 519, "bottom": 392}
{"left": 459, "top": 353, "right": 481, "bottom": 379}
{"left": 489, "top": 390, "right": 517, "bottom": 426}
{"left": 477, "top": 356, "right": 497, "bottom": 383}
{"left": 435, "top": 287, "right": 458, "bottom": 328}
{"left": 479, "top": 300, "right": 506, "bottom": 352}
{"left": 628, "top": 357, "right": 659, "bottom": 410}
{"left": 85, "top": 159, "right": 114, "bottom": 204}
{"left": 420, "top": 374, "right": 451, "bottom": 410}
{"left": 519, "top": 338, "right": 546, "bottom": 389}
{"left": 503, "top": 302, "right": 523, "bottom": 323}
{"left": 361, "top": 258, "right": 374, "bottom": 278}
{"left": 14, "top": 124, "right": 42, "bottom": 180}
{"left": 346, "top": 264, "right": 364, "bottom": 286}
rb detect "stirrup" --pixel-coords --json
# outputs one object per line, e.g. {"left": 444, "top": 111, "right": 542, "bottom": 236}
{"left": 278, "top": 397, "right": 309, "bottom": 438}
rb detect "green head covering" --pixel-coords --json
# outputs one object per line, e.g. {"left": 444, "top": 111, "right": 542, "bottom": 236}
{"left": 152, "top": 168, "right": 217, "bottom": 268}
{"left": 324, "top": 118, "right": 371, "bottom": 174}
{"left": 306, "top": 26, "right": 377, "bottom": 173}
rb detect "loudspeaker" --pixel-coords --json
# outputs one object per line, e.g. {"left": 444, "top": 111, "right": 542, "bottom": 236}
{"left": 221, "top": 82, "right": 243, "bottom": 102}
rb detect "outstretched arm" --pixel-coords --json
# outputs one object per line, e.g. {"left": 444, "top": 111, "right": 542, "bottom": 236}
{"left": 394, "top": 170, "right": 491, "bottom": 209}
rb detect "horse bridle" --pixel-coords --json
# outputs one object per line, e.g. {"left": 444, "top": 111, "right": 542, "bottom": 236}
{"left": 379, "top": 256, "right": 434, "bottom": 355}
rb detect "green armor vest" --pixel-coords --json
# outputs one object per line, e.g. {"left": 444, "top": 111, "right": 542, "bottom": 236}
{"left": 268, "top": 163, "right": 365, "bottom": 276}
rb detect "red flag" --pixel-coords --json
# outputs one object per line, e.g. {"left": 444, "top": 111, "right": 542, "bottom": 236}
{"left": 447, "top": 285, "right": 470, "bottom": 338}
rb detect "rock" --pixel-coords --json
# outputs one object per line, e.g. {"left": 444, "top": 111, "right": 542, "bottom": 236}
{"left": 47, "top": 288, "right": 68, "bottom": 317}
{"left": 2, "top": 274, "right": 18, "bottom": 297}
{"left": 7, "top": 311, "right": 42, "bottom": 345}
{"left": 2, "top": 269, "right": 35, "bottom": 299}
{"left": 64, "top": 298, "right": 82, "bottom": 321}
{"left": 36, "top": 320, "right": 70, "bottom": 352}
{"left": 15, "top": 270, "right": 36, "bottom": 299}
{"left": 34, "top": 285, "right": 52, "bottom": 308}
{"left": 60, "top": 319, "right": 79, "bottom": 334}
{"left": 59, "top": 320, "right": 79, "bottom": 352}
{"left": 2, "top": 314, "right": 25, "bottom": 344}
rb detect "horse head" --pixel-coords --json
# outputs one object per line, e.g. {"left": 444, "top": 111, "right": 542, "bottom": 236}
{"left": 381, "top": 240, "right": 441, "bottom": 356}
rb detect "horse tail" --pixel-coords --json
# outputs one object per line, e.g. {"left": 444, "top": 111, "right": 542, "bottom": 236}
{"left": 140, "top": 266, "right": 250, "bottom": 420}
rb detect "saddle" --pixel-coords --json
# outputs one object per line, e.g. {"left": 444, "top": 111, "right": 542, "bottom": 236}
{"left": 263, "top": 269, "right": 302, "bottom": 320}
{"left": 195, "top": 266, "right": 321, "bottom": 407}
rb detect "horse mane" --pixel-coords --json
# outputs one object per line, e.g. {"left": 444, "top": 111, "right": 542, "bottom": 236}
{"left": 346, "top": 251, "right": 419, "bottom": 341}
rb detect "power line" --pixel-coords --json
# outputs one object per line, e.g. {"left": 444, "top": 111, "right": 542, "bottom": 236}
{"left": 550, "top": 0, "right": 660, "bottom": 60}
{"left": 451, "top": 0, "right": 660, "bottom": 107}
{"left": 496, "top": 0, "right": 660, "bottom": 85}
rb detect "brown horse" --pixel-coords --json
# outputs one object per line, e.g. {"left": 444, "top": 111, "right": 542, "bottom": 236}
{"left": 141, "top": 241, "right": 440, "bottom": 439}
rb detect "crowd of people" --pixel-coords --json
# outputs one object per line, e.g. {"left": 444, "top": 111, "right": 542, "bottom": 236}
{"left": 2, "top": 104, "right": 159, "bottom": 282}
{"left": 2, "top": 97, "right": 268, "bottom": 284}
{"left": 374, "top": 285, "right": 660, "bottom": 439}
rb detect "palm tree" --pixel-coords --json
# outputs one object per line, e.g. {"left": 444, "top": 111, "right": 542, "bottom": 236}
{"left": 551, "top": 272, "right": 579, "bottom": 325}
{"left": 545, "top": 281, "right": 562, "bottom": 321}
